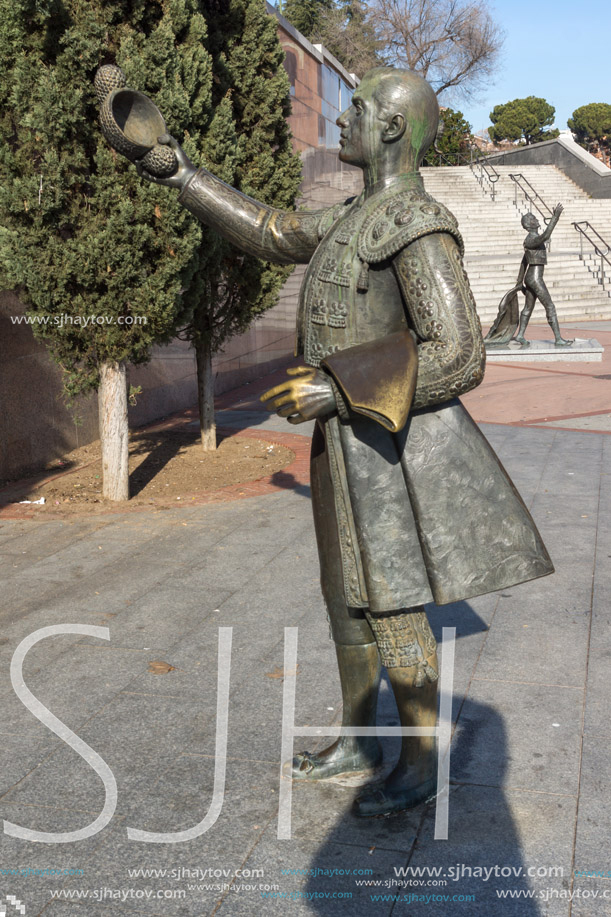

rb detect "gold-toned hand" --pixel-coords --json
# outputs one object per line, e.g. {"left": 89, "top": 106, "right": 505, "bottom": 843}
{"left": 260, "top": 366, "right": 336, "bottom": 424}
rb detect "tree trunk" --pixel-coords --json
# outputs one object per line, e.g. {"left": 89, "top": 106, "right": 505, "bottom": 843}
{"left": 98, "top": 361, "right": 129, "bottom": 501}
{"left": 196, "top": 336, "right": 217, "bottom": 452}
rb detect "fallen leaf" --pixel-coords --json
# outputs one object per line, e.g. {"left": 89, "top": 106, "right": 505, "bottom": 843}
{"left": 265, "top": 664, "right": 300, "bottom": 680}
{"left": 148, "top": 660, "right": 176, "bottom": 675}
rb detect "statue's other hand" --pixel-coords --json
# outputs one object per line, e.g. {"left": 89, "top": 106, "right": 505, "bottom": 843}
{"left": 135, "top": 134, "right": 196, "bottom": 190}
{"left": 260, "top": 366, "right": 336, "bottom": 424}
{"left": 553, "top": 203, "right": 563, "bottom": 216}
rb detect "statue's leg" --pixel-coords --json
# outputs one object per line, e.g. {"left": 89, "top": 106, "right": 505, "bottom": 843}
{"left": 533, "top": 271, "right": 574, "bottom": 346}
{"left": 354, "top": 607, "right": 438, "bottom": 817}
{"left": 291, "top": 423, "right": 382, "bottom": 780}
{"left": 291, "top": 640, "right": 382, "bottom": 780}
{"left": 514, "top": 285, "right": 536, "bottom": 345}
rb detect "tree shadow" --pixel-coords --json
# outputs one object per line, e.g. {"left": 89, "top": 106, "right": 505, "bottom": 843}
{"left": 128, "top": 430, "right": 201, "bottom": 498}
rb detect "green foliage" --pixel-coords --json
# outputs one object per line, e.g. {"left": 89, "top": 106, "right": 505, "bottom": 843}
{"left": 424, "top": 108, "right": 473, "bottom": 166}
{"left": 182, "top": 0, "right": 303, "bottom": 356}
{"left": 488, "top": 96, "right": 559, "bottom": 146}
{"left": 281, "top": 0, "right": 334, "bottom": 37}
{"left": 0, "top": 0, "right": 213, "bottom": 398}
{"left": 568, "top": 103, "right": 611, "bottom": 154}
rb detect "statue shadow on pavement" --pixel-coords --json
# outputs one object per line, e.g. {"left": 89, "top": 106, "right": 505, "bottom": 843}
{"left": 295, "top": 601, "right": 541, "bottom": 914}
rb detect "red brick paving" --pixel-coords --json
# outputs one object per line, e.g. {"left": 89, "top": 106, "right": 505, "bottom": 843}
{"left": 464, "top": 323, "right": 611, "bottom": 429}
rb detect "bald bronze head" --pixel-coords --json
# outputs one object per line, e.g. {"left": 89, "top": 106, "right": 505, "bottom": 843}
{"left": 337, "top": 68, "right": 439, "bottom": 175}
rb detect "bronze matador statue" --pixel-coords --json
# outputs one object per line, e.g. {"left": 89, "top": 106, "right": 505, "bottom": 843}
{"left": 129, "top": 67, "right": 553, "bottom": 817}
{"left": 485, "top": 205, "right": 574, "bottom": 347}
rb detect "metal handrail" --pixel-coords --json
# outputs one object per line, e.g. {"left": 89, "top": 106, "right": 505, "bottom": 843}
{"left": 469, "top": 147, "right": 499, "bottom": 201}
{"left": 508, "top": 173, "right": 554, "bottom": 250}
{"left": 573, "top": 221, "right": 611, "bottom": 290}
{"left": 508, "top": 173, "right": 553, "bottom": 221}
{"left": 430, "top": 144, "right": 499, "bottom": 200}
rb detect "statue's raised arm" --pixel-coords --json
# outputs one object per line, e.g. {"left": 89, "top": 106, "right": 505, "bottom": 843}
{"left": 95, "top": 64, "right": 323, "bottom": 266}
{"left": 139, "top": 135, "right": 323, "bottom": 265}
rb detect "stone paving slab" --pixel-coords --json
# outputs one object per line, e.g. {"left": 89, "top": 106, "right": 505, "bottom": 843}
{"left": 215, "top": 823, "right": 402, "bottom": 917}
{"left": 570, "top": 881, "right": 611, "bottom": 917}
{"left": 542, "top": 413, "right": 611, "bottom": 432}
{"left": 0, "top": 808, "right": 124, "bottom": 916}
{"left": 452, "top": 679, "right": 583, "bottom": 795}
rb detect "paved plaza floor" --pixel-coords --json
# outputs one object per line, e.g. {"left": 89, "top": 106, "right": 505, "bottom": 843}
{"left": 0, "top": 322, "right": 610, "bottom": 916}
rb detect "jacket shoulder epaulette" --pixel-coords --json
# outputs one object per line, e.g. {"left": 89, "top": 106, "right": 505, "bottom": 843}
{"left": 357, "top": 190, "right": 463, "bottom": 264}
{"left": 317, "top": 196, "right": 358, "bottom": 240}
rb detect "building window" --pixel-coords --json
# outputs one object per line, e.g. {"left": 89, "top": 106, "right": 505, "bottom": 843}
{"left": 318, "top": 113, "right": 326, "bottom": 147}
{"left": 284, "top": 50, "right": 297, "bottom": 97}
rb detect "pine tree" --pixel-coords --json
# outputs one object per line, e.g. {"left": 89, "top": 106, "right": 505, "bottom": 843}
{"left": 0, "top": 0, "right": 213, "bottom": 500}
{"left": 180, "top": 0, "right": 303, "bottom": 451}
{"left": 424, "top": 108, "right": 473, "bottom": 166}
{"left": 489, "top": 97, "right": 559, "bottom": 146}
{"left": 568, "top": 103, "right": 611, "bottom": 161}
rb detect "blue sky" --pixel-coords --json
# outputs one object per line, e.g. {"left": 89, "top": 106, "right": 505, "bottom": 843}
{"left": 458, "top": 0, "right": 610, "bottom": 135}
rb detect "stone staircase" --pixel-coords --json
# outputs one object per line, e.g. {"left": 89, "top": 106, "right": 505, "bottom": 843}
{"left": 301, "top": 164, "right": 611, "bottom": 326}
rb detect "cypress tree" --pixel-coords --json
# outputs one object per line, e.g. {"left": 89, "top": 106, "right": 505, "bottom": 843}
{"left": 0, "top": 0, "right": 212, "bottom": 500}
{"left": 180, "top": 0, "right": 303, "bottom": 450}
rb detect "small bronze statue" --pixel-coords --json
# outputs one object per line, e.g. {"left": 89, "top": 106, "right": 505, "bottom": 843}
{"left": 100, "top": 65, "right": 553, "bottom": 817}
{"left": 485, "top": 205, "right": 574, "bottom": 347}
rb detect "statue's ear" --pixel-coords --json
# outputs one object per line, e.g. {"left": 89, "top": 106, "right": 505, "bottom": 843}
{"left": 382, "top": 113, "right": 406, "bottom": 143}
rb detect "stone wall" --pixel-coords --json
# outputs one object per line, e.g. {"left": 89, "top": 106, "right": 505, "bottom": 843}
{"left": 0, "top": 285, "right": 298, "bottom": 481}
{"left": 486, "top": 136, "right": 611, "bottom": 199}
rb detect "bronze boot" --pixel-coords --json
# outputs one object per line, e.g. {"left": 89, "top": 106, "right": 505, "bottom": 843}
{"left": 291, "top": 641, "right": 382, "bottom": 780}
{"left": 354, "top": 608, "right": 438, "bottom": 816}
{"left": 354, "top": 671, "right": 438, "bottom": 816}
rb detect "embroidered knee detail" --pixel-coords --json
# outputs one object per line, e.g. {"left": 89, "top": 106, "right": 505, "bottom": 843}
{"left": 365, "top": 609, "right": 438, "bottom": 684}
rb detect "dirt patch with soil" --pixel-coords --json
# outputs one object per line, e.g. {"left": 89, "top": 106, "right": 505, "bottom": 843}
{"left": 0, "top": 428, "right": 294, "bottom": 515}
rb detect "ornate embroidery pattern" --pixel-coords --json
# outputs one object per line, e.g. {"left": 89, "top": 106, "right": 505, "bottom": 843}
{"left": 394, "top": 234, "right": 485, "bottom": 409}
{"left": 365, "top": 609, "right": 438, "bottom": 682}
{"left": 318, "top": 258, "right": 351, "bottom": 287}
{"left": 311, "top": 298, "right": 328, "bottom": 325}
{"left": 335, "top": 220, "right": 358, "bottom": 245}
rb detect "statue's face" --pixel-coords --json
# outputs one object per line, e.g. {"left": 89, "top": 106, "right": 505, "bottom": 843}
{"left": 336, "top": 75, "right": 388, "bottom": 168}
{"left": 522, "top": 214, "right": 539, "bottom": 232}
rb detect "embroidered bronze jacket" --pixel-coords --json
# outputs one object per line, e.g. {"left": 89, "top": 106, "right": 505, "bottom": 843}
{"left": 179, "top": 169, "right": 553, "bottom": 611}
